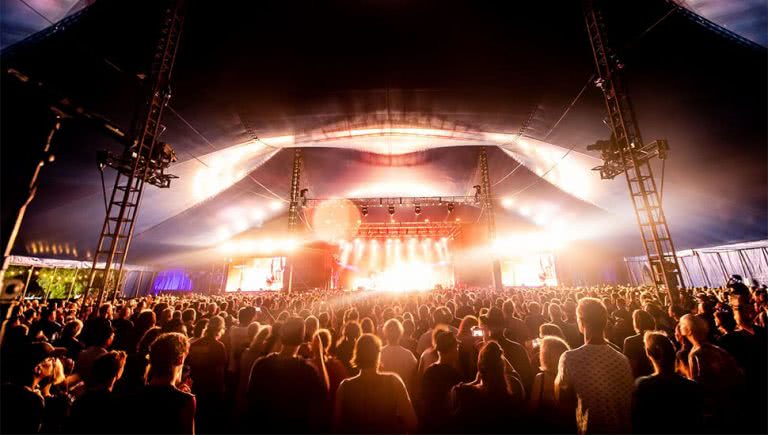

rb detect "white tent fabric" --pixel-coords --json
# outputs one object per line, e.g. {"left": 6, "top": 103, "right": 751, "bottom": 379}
{"left": 625, "top": 239, "right": 768, "bottom": 287}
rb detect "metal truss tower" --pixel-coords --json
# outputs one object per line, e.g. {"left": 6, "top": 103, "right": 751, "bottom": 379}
{"left": 479, "top": 147, "right": 503, "bottom": 291}
{"left": 584, "top": 0, "right": 683, "bottom": 301}
{"left": 84, "top": 0, "right": 186, "bottom": 306}
{"left": 285, "top": 148, "right": 303, "bottom": 292}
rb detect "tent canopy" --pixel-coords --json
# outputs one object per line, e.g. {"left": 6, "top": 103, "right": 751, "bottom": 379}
{"left": 1, "top": 0, "right": 766, "bottom": 268}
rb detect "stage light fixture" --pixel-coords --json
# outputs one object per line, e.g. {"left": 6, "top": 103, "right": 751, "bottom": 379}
{"left": 388, "top": 205, "right": 395, "bottom": 215}
{"left": 361, "top": 206, "right": 368, "bottom": 217}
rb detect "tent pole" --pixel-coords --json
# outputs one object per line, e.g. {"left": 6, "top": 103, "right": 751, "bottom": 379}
{"left": 20, "top": 266, "right": 35, "bottom": 300}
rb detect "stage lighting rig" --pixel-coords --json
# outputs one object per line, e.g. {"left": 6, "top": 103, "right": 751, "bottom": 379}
{"left": 585, "top": 135, "right": 671, "bottom": 180}
{"left": 98, "top": 140, "right": 179, "bottom": 189}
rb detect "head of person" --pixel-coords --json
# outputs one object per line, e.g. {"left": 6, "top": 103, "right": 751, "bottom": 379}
{"left": 352, "top": 333, "right": 382, "bottom": 371}
{"left": 477, "top": 341, "right": 506, "bottom": 389}
{"left": 728, "top": 290, "right": 756, "bottom": 328}
{"left": 281, "top": 316, "right": 305, "bottom": 348}
{"left": 318, "top": 311, "right": 330, "bottom": 328}
{"left": 458, "top": 315, "right": 479, "bottom": 337}
{"left": 312, "top": 329, "right": 333, "bottom": 355}
{"left": 238, "top": 306, "right": 257, "bottom": 326}
{"left": 149, "top": 333, "right": 189, "bottom": 382}
{"left": 360, "top": 317, "right": 375, "bottom": 334}
{"left": 204, "top": 315, "right": 225, "bottom": 340}
{"left": 343, "top": 321, "right": 362, "bottom": 341}
{"left": 91, "top": 322, "right": 115, "bottom": 349}
{"left": 548, "top": 303, "right": 564, "bottom": 323}
{"left": 679, "top": 314, "right": 708, "bottom": 344}
{"left": 249, "top": 325, "right": 272, "bottom": 352}
{"left": 539, "top": 323, "right": 565, "bottom": 339}
{"left": 715, "top": 309, "right": 737, "bottom": 334}
{"left": 539, "top": 336, "right": 569, "bottom": 373}
{"left": 186, "top": 317, "right": 203, "bottom": 336}
{"left": 90, "top": 351, "right": 127, "bottom": 390}
{"left": 396, "top": 316, "right": 411, "bottom": 334}
{"left": 433, "top": 329, "right": 458, "bottom": 359}
{"left": 383, "top": 318, "right": 404, "bottom": 346}
{"left": 643, "top": 331, "right": 676, "bottom": 374}
{"left": 182, "top": 308, "right": 196, "bottom": 324}
{"left": 61, "top": 319, "right": 83, "bottom": 339}
{"left": 632, "top": 309, "right": 656, "bottom": 334}
{"left": 98, "top": 303, "right": 113, "bottom": 319}
{"left": 158, "top": 308, "right": 173, "bottom": 325}
{"left": 502, "top": 299, "right": 515, "bottom": 318}
{"left": 304, "top": 316, "right": 319, "bottom": 342}
{"left": 135, "top": 310, "right": 157, "bottom": 332}
{"left": 137, "top": 327, "right": 163, "bottom": 356}
{"left": 483, "top": 307, "right": 505, "bottom": 335}
{"left": 119, "top": 305, "right": 132, "bottom": 319}
{"left": 576, "top": 297, "right": 608, "bottom": 336}
{"left": 433, "top": 306, "right": 453, "bottom": 327}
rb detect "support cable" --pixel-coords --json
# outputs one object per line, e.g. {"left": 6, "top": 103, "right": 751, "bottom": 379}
{"left": 167, "top": 105, "right": 288, "bottom": 203}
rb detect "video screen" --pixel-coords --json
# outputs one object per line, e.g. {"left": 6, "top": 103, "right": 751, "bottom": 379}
{"left": 501, "top": 253, "right": 558, "bottom": 287}
{"left": 225, "top": 257, "right": 285, "bottom": 292}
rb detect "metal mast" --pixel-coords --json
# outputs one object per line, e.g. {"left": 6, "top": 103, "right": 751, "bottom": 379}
{"left": 84, "top": 0, "right": 186, "bottom": 306}
{"left": 584, "top": 0, "right": 683, "bottom": 302}
{"left": 285, "top": 148, "right": 303, "bottom": 293}
{"left": 479, "top": 147, "right": 503, "bottom": 291}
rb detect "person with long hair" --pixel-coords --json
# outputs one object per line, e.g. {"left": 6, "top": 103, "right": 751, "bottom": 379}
{"left": 334, "top": 334, "right": 417, "bottom": 434}
{"left": 452, "top": 341, "right": 525, "bottom": 433}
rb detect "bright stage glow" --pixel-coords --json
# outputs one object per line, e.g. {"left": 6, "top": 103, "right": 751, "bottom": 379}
{"left": 311, "top": 199, "right": 361, "bottom": 243}
{"left": 500, "top": 254, "right": 558, "bottom": 287}
{"left": 225, "top": 257, "right": 285, "bottom": 291}
{"left": 501, "top": 197, "right": 515, "bottom": 208}
{"left": 219, "top": 237, "right": 299, "bottom": 255}
{"left": 269, "top": 200, "right": 284, "bottom": 211}
{"left": 341, "top": 237, "right": 453, "bottom": 292}
{"left": 346, "top": 181, "right": 442, "bottom": 198}
{"left": 492, "top": 232, "right": 565, "bottom": 257}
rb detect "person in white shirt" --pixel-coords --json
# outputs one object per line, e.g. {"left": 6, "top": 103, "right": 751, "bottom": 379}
{"left": 555, "top": 297, "right": 634, "bottom": 434}
{"left": 380, "top": 319, "right": 417, "bottom": 395}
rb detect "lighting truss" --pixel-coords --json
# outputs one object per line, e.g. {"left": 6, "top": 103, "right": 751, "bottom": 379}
{"left": 355, "top": 221, "right": 462, "bottom": 239}
{"left": 302, "top": 195, "right": 479, "bottom": 208}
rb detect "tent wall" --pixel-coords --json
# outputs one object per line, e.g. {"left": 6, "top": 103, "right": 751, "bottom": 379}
{"left": 625, "top": 240, "right": 768, "bottom": 287}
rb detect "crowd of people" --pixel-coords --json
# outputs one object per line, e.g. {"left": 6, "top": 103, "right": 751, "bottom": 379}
{"left": 0, "top": 280, "right": 766, "bottom": 434}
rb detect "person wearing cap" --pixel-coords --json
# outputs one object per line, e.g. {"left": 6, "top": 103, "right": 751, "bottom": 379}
{"left": 0, "top": 342, "right": 58, "bottom": 434}
{"left": 480, "top": 307, "right": 533, "bottom": 394}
